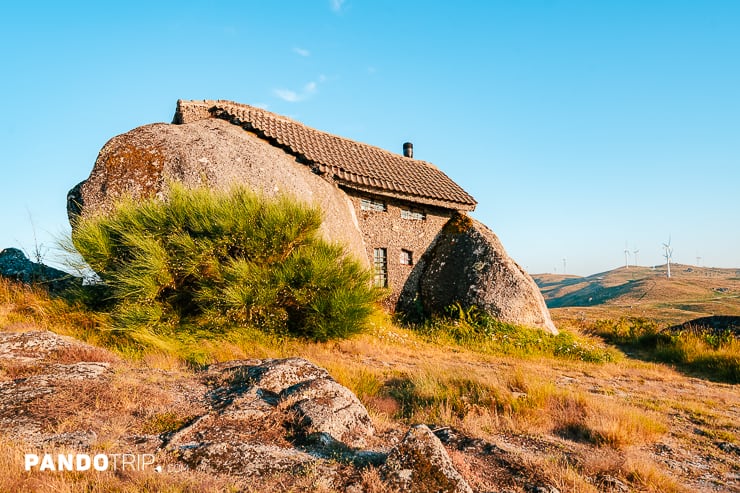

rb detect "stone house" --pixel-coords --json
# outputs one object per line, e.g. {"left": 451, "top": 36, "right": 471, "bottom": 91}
{"left": 71, "top": 99, "right": 554, "bottom": 332}
{"left": 173, "top": 100, "right": 478, "bottom": 308}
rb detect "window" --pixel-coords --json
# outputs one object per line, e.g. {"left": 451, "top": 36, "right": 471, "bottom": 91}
{"left": 400, "top": 249, "right": 413, "bottom": 266}
{"left": 401, "top": 209, "right": 425, "bottom": 220}
{"left": 373, "top": 248, "right": 388, "bottom": 287}
{"left": 361, "top": 198, "right": 387, "bottom": 212}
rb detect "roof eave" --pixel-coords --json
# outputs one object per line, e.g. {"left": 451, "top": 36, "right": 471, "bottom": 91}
{"left": 339, "top": 183, "right": 477, "bottom": 212}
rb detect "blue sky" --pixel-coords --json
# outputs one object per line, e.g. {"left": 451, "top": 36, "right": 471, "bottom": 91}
{"left": 1, "top": 1, "right": 738, "bottom": 276}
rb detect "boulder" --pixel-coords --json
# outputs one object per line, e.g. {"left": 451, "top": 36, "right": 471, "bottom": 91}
{"left": 67, "top": 118, "right": 368, "bottom": 266}
{"left": 283, "top": 376, "right": 375, "bottom": 448}
{"left": 409, "top": 215, "right": 557, "bottom": 334}
{"left": 382, "top": 424, "right": 473, "bottom": 493}
{"left": 0, "top": 331, "right": 112, "bottom": 448}
{"left": 243, "top": 357, "right": 332, "bottom": 394}
{"left": 176, "top": 442, "right": 318, "bottom": 477}
{"left": 168, "top": 358, "right": 374, "bottom": 454}
{"left": 0, "top": 248, "right": 79, "bottom": 292}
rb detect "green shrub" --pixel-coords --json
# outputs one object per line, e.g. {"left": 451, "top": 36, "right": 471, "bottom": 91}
{"left": 70, "top": 185, "right": 380, "bottom": 347}
{"left": 591, "top": 317, "right": 740, "bottom": 383}
{"left": 408, "top": 306, "right": 616, "bottom": 363}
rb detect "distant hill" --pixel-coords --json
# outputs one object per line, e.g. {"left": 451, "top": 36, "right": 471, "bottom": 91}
{"left": 533, "top": 264, "right": 740, "bottom": 325}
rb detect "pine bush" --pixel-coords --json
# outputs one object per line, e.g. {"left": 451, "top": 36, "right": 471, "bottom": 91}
{"left": 71, "top": 185, "right": 380, "bottom": 345}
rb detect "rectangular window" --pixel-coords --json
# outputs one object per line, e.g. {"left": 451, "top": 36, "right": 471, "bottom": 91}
{"left": 401, "top": 209, "right": 426, "bottom": 220}
{"left": 361, "top": 198, "right": 387, "bottom": 212}
{"left": 400, "top": 249, "right": 413, "bottom": 265}
{"left": 373, "top": 248, "right": 388, "bottom": 287}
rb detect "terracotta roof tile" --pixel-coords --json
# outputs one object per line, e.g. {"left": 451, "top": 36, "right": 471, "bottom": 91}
{"left": 176, "top": 100, "right": 477, "bottom": 210}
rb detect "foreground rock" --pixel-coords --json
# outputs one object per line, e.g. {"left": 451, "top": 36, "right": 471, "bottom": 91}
{"left": 383, "top": 424, "right": 473, "bottom": 493}
{"left": 168, "top": 358, "right": 376, "bottom": 476}
{"left": 1, "top": 330, "right": 479, "bottom": 489}
{"left": 0, "top": 330, "right": 113, "bottom": 448}
{"left": 409, "top": 216, "right": 557, "bottom": 334}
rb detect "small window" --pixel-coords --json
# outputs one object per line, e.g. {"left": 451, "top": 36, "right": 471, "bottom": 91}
{"left": 401, "top": 209, "right": 425, "bottom": 220}
{"left": 400, "top": 249, "right": 413, "bottom": 266}
{"left": 361, "top": 198, "right": 387, "bottom": 212}
{"left": 373, "top": 248, "right": 388, "bottom": 287}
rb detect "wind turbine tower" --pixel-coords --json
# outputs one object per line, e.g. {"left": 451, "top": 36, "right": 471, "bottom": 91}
{"left": 624, "top": 243, "right": 630, "bottom": 268}
{"left": 562, "top": 258, "right": 567, "bottom": 274}
{"left": 633, "top": 249, "right": 640, "bottom": 267}
{"left": 662, "top": 237, "right": 673, "bottom": 279}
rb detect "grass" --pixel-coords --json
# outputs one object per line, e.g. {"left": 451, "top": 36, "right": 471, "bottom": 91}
{"left": 0, "top": 438, "right": 237, "bottom": 493}
{"left": 589, "top": 317, "right": 740, "bottom": 383}
{"left": 1, "top": 277, "right": 738, "bottom": 491}
{"left": 408, "top": 307, "right": 619, "bottom": 363}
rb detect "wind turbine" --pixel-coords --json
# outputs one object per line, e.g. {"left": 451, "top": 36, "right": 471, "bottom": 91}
{"left": 662, "top": 237, "right": 673, "bottom": 279}
{"left": 633, "top": 249, "right": 640, "bottom": 267}
{"left": 624, "top": 243, "right": 630, "bottom": 268}
{"left": 562, "top": 258, "right": 567, "bottom": 274}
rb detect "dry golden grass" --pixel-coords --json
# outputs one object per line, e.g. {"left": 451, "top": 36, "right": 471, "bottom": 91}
{"left": 623, "top": 452, "right": 691, "bottom": 493}
{"left": 0, "top": 438, "right": 234, "bottom": 493}
{"left": 1, "top": 277, "right": 738, "bottom": 492}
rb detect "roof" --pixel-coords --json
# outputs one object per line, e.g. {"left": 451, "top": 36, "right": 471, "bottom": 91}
{"left": 174, "top": 100, "right": 477, "bottom": 211}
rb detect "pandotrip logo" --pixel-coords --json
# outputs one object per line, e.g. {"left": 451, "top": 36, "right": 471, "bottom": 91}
{"left": 24, "top": 453, "right": 157, "bottom": 472}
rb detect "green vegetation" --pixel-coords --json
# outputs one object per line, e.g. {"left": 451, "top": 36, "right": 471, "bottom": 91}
{"left": 592, "top": 317, "right": 740, "bottom": 383}
{"left": 407, "top": 302, "right": 617, "bottom": 363}
{"left": 142, "top": 411, "right": 194, "bottom": 434}
{"left": 69, "top": 185, "right": 381, "bottom": 354}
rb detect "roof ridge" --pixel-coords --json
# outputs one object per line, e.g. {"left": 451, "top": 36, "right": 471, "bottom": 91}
{"left": 175, "top": 100, "right": 476, "bottom": 210}
{"left": 209, "top": 100, "right": 440, "bottom": 168}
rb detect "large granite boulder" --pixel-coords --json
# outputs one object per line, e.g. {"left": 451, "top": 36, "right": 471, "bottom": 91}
{"left": 67, "top": 118, "right": 368, "bottom": 267}
{"left": 410, "top": 215, "right": 557, "bottom": 334}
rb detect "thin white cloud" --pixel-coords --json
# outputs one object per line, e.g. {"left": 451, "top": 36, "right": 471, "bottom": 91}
{"left": 330, "top": 0, "right": 345, "bottom": 12}
{"left": 293, "top": 47, "right": 310, "bottom": 57}
{"left": 273, "top": 89, "right": 301, "bottom": 103}
{"left": 273, "top": 80, "right": 319, "bottom": 103}
{"left": 273, "top": 76, "right": 325, "bottom": 103}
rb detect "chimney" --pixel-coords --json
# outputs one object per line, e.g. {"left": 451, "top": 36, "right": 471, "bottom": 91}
{"left": 403, "top": 142, "right": 413, "bottom": 158}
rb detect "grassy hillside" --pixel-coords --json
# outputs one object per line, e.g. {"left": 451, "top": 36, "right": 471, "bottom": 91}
{"left": 534, "top": 264, "right": 740, "bottom": 326}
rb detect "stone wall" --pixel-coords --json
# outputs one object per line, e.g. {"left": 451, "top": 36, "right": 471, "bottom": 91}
{"left": 344, "top": 189, "right": 452, "bottom": 309}
{"left": 172, "top": 99, "right": 214, "bottom": 124}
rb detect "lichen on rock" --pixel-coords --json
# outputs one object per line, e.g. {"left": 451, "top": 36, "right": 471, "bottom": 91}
{"left": 382, "top": 424, "right": 473, "bottom": 493}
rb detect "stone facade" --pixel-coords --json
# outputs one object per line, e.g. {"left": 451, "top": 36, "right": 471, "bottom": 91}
{"left": 343, "top": 190, "right": 452, "bottom": 308}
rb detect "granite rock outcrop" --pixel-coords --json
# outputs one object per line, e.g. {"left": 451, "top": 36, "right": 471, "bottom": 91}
{"left": 0, "top": 330, "right": 474, "bottom": 490}
{"left": 411, "top": 217, "right": 557, "bottom": 334}
{"left": 383, "top": 424, "right": 474, "bottom": 493}
{"left": 67, "top": 118, "right": 368, "bottom": 267}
